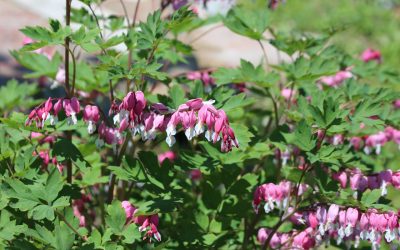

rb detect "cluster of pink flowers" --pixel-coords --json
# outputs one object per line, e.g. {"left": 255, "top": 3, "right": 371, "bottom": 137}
{"left": 361, "top": 48, "right": 382, "bottom": 63}
{"left": 252, "top": 181, "right": 308, "bottom": 214}
{"left": 166, "top": 98, "right": 238, "bottom": 151}
{"left": 187, "top": 70, "right": 215, "bottom": 93}
{"left": 319, "top": 70, "right": 353, "bottom": 88}
{"left": 316, "top": 126, "right": 400, "bottom": 155}
{"left": 257, "top": 227, "right": 315, "bottom": 250}
{"left": 332, "top": 168, "right": 400, "bottom": 197}
{"left": 347, "top": 127, "right": 400, "bottom": 154}
{"left": 122, "top": 201, "right": 161, "bottom": 242}
{"left": 186, "top": 70, "right": 246, "bottom": 93}
{"left": 302, "top": 205, "right": 398, "bottom": 249}
{"left": 25, "top": 92, "right": 238, "bottom": 152}
{"left": 259, "top": 204, "right": 400, "bottom": 249}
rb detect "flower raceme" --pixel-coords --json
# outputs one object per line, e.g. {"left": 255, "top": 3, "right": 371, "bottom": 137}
{"left": 258, "top": 204, "right": 400, "bottom": 250}
{"left": 319, "top": 69, "right": 353, "bottom": 88}
{"left": 25, "top": 93, "right": 238, "bottom": 152}
{"left": 121, "top": 201, "right": 161, "bottom": 242}
{"left": 319, "top": 127, "right": 400, "bottom": 155}
{"left": 252, "top": 181, "right": 308, "bottom": 214}
{"left": 332, "top": 168, "right": 400, "bottom": 197}
{"left": 83, "top": 105, "right": 100, "bottom": 134}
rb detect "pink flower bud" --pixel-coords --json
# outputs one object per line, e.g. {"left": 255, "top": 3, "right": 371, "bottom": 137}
{"left": 158, "top": 151, "right": 177, "bottom": 164}
{"left": 122, "top": 92, "right": 136, "bottom": 110}
{"left": 394, "top": 99, "right": 400, "bottom": 109}
{"left": 332, "top": 171, "right": 347, "bottom": 188}
{"left": 346, "top": 208, "right": 359, "bottom": 227}
{"left": 134, "top": 91, "right": 146, "bottom": 116}
{"left": 327, "top": 204, "right": 340, "bottom": 223}
{"left": 257, "top": 228, "right": 269, "bottom": 244}
{"left": 121, "top": 201, "right": 136, "bottom": 223}
{"left": 391, "top": 171, "right": 400, "bottom": 189}
{"left": 186, "top": 98, "right": 203, "bottom": 110}
{"left": 361, "top": 48, "right": 381, "bottom": 63}
{"left": 83, "top": 105, "right": 100, "bottom": 123}
{"left": 281, "top": 88, "right": 296, "bottom": 101}
{"left": 308, "top": 212, "right": 318, "bottom": 229}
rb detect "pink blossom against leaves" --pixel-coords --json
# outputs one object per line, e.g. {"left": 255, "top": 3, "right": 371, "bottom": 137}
{"left": 158, "top": 151, "right": 177, "bottom": 164}
{"left": 26, "top": 94, "right": 238, "bottom": 152}
{"left": 319, "top": 70, "right": 353, "bottom": 88}
{"left": 121, "top": 201, "right": 161, "bottom": 242}
{"left": 253, "top": 181, "right": 306, "bottom": 214}
{"left": 83, "top": 105, "right": 100, "bottom": 134}
{"left": 189, "top": 169, "right": 202, "bottom": 181}
{"left": 331, "top": 168, "right": 399, "bottom": 197}
{"left": 281, "top": 88, "right": 296, "bottom": 101}
{"left": 259, "top": 205, "right": 400, "bottom": 249}
{"left": 361, "top": 48, "right": 382, "bottom": 63}
{"left": 393, "top": 99, "right": 400, "bottom": 109}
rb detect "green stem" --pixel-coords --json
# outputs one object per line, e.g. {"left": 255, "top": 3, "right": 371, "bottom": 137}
{"left": 107, "top": 135, "right": 130, "bottom": 203}
{"left": 65, "top": 0, "right": 71, "bottom": 97}
{"left": 56, "top": 210, "right": 87, "bottom": 241}
{"left": 258, "top": 39, "right": 269, "bottom": 66}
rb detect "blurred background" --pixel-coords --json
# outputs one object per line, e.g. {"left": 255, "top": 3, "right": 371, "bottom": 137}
{"left": 1, "top": 0, "right": 400, "bottom": 85}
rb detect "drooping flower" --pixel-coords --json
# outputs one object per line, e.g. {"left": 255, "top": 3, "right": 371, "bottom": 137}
{"left": 83, "top": 105, "right": 100, "bottom": 134}
{"left": 121, "top": 201, "right": 162, "bottom": 242}
{"left": 320, "top": 70, "right": 353, "bottom": 88}
{"left": 190, "top": 169, "right": 202, "bottom": 181}
{"left": 158, "top": 151, "right": 177, "bottom": 164}
{"left": 364, "top": 132, "right": 388, "bottom": 155}
{"left": 63, "top": 97, "right": 80, "bottom": 125}
{"left": 361, "top": 48, "right": 382, "bottom": 63}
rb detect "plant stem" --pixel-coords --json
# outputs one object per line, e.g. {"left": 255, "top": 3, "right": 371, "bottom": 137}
{"left": 189, "top": 24, "right": 224, "bottom": 44}
{"left": 65, "top": 0, "right": 73, "bottom": 184}
{"left": 262, "top": 209, "right": 298, "bottom": 250}
{"left": 119, "top": 0, "right": 131, "bottom": 28}
{"left": 107, "top": 135, "right": 130, "bottom": 203}
{"left": 258, "top": 40, "right": 269, "bottom": 66}
{"left": 56, "top": 210, "right": 87, "bottom": 241}
{"left": 65, "top": 0, "right": 71, "bottom": 97}
{"left": 267, "top": 89, "right": 279, "bottom": 129}
{"left": 65, "top": 46, "right": 77, "bottom": 97}
{"left": 88, "top": 4, "right": 104, "bottom": 39}
{"left": 66, "top": 132, "right": 73, "bottom": 183}
{"left": 126, "top": 0, "right": 141, "bottom": 93}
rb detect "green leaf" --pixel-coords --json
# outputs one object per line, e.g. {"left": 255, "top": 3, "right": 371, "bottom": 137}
{"left": 213, "top": 60, "right": 278, "bottom": 87}
{"left": 361, "top": 189, "right": 382, "bottom": 206}
{"left": 169, "top": 85, "right": 187, "bottom": 109}
{"left": 52, "top": 196, "right": 70, "bottom": 209}
{"left": 121, "top": 223, "right": 141, "bottom": 244}
{"left": 54, "top": 220, "right": 75, "bottom": 250}
{"left": 29, "top": 205, "right": 55, "bottom": 221}
{"left": 105, "top": 201, "right": 126, "bottom": 234}
{"left": 0, "top": 210, "right": 27, "bottom": 241}
{"left": 0, "top": 80, "right": 38, "bottom": 112}
{"left": 45, "top": 169, "right": 64, "bottom": 202}
{"left": 195, "top": 212, "right": 209, "bottom": 232}
{"left": 53, "top": 138, "right": 85, "bottom": 162}
{"left": 11, "top": 51, "right": 62, "bottom": 78}
{"left": 223, "top": 4, "right": 269, "bottom": 40}
{"left": 282, "top": 120, "right": 316, "bottom": 151}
